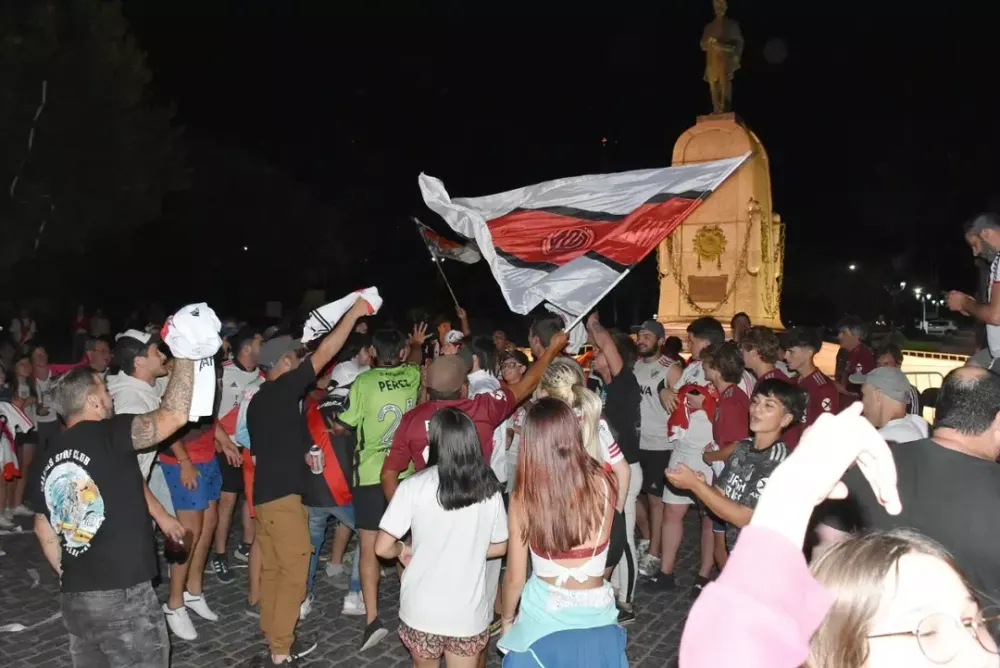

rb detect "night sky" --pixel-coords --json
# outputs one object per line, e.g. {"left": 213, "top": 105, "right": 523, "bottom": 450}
{"left": 118, "top": 1, "right": 1000, "bottom": 333}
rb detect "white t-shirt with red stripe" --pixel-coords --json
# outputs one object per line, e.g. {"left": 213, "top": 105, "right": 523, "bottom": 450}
{"left": 597, "top": 417, "right": 624, "bottom": 469}
{"left": 218, "top": 362, "right": 265, "bottom": 436}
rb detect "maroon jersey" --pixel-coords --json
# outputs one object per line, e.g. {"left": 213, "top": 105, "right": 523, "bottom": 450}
{"left": 383, "top": 386, "right": 516, "bottom": 474}
{"left": 713, "top": 384, "right": 750, "bottom": 446}
{"left": 756, "top": 367, "right": 790, "bottom": 384}
{"left": 838, "top": 344, "right": 875, "bottom": 408}
{"left": 798, "top": 369, "right": 839, "bottom": 426}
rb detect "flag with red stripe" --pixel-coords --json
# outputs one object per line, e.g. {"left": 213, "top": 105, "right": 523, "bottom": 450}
{"left": 418, "top": 154, "right": 748, "bottom": 316}
{"left": 414, "top": 218, "right": 481, "bottom": 264}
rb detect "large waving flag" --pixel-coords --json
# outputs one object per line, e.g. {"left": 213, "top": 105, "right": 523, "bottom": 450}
{"left": 418, "top": 154, "right": 748, "bottom": 319}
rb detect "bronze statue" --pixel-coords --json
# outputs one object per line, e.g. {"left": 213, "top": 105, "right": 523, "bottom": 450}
{"left": 701, "top": 0, "right": 743, "bottom": 114}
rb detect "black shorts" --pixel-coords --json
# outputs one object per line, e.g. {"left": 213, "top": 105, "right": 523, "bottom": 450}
{"left": 352, "top": 484, "right": 387, "bottom": 531}
{"left": 217, "top": 451, "right": 244, "bottom": 494}
{"left": 639, "top": 450, "right": 671, "bottom": 495}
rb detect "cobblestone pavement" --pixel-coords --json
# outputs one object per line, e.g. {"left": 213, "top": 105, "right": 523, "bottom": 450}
{"left": 0, "top": 514, "right": 701, "bottom": 667}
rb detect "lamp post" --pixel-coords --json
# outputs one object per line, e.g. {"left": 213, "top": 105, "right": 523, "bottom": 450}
{"left": 914, "top": 287, "right": 927, "bottom": 331}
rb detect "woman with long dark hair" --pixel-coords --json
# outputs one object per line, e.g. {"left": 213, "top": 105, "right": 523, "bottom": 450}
{"left": 376, "top": 407, "right": 508, "bottom": 668}
{"left": 500, "top": 398, "right": 626, "bottom": 666}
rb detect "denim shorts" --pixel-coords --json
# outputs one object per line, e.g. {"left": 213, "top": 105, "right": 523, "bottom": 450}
{"left": 161, "top": 458, "right": 223, "bottom": 511}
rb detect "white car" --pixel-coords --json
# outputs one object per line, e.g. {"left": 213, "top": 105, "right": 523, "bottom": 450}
{"left": 920, "top": 319, "right": 959, "bottom": 336}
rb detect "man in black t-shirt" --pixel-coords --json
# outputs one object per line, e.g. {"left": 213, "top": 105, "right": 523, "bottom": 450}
{"left": 815, "top": 367, "right": 1000, "bottom": 602}
{"left": 586, "top": 313, "right": 642, "bottom": 623}
{"left": 245, "top": 299, "right": 368, "bottom": 667}
{"left": 29, "top": 360, "right": 195, "bottom": 668}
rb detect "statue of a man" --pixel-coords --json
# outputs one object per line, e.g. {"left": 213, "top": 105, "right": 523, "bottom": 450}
{"left": 701, "top": 0, "right": 744, "bottom": 114}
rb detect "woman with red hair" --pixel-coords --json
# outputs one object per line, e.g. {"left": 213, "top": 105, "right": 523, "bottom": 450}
{"left": 499, "top": 398, "right": 627, "bottom": 666}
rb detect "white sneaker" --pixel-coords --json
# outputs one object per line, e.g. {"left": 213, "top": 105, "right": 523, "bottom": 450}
{"left": 163, "top": 604, "right": 198, "bottom": 640}
{"left": 0, "top": 514, "right": 18, "bottom": 530}
{"left": 299, "top": 593, "right": 313, "bottom": 619}
{"left": 325, "top": 562, "right": 344, "bottom": 578}
{"left": 341, "top": 591, "right": 366, "bottom": 616}
{"left": 12, "top": 504, "right": 34, "bottom": 517}
{"left": 183, "top": 592, "right": 218, "bottom": 622}
{"left": 638, "top": 554, "right": 661, "bottom": 577}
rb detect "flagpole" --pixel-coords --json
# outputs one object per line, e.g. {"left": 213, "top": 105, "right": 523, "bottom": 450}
{"left": 563, "top": 265, "right": 635, "bottom": 333}
{"left": 412, "top": 217, "right": 461, "bottom": 309}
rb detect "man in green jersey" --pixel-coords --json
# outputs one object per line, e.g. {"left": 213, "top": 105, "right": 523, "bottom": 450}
{"left": 337, "top": 328, "right": 422, "bottom": 650}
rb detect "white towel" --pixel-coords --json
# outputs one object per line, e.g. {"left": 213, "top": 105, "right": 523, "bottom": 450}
{"left": 161, "top": 304, "right": 222, "bottom": 421}
{"left": 301, "top": 288, "right": 383, "bottom": 344}
{"left": 544, "top": 304, "right": 586, "bottom": 354}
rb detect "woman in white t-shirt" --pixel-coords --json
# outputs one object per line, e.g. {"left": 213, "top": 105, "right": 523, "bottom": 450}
{"left": 5, "top": 354, "right": 38, "bottom": 522}
{"left": 375, "top": 407, "right": 508, "bottom": 668}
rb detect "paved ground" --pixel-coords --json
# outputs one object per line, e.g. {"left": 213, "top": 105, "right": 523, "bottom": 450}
{"left": 0, "top": 515, "right": 700, "bottom": 667}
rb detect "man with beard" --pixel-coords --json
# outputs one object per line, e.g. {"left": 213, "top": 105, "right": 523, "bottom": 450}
{"left": 948, "top": 213, "right": 1000, "bottom": 373}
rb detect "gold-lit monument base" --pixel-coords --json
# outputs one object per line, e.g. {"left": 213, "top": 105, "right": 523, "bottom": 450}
{"left": 657, "top": 113, "right": 785, "bottom": 340}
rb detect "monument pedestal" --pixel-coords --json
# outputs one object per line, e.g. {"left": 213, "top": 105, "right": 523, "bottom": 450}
{"left": 657, "top": 114, "right": 785, "bottom": 336}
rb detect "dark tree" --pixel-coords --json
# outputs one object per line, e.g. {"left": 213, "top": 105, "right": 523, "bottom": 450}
{"left": 0, "top": 1, "right": 186, "bottom": 272}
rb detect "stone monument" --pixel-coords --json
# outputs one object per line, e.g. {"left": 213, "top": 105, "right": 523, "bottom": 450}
{"left": 656, "top": 2, "right": 785, "bottom": 333}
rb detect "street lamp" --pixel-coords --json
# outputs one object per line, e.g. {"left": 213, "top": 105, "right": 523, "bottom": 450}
{"left": 899, "top": 281, "right": 907, "bottom": 289}
{"left": 848, "top": 263, "right": 857, "bottom": 271}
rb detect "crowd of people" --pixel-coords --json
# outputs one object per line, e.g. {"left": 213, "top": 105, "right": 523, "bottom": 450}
{"left": 5, "top": 214, "right": 1000, "bottom": 667}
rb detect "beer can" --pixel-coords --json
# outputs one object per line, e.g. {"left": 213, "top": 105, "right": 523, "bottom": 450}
{"left": 308, "top": 445, "right": 324, "bottom": 475}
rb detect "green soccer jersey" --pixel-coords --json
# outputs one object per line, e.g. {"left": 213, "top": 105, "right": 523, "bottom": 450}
{"left": 338, "top": 363, "right": 420, "bottom": 487}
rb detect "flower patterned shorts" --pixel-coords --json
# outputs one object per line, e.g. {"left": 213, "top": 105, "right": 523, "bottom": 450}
{"left": 398, "top": 621, "right": 491, "bottom": 660}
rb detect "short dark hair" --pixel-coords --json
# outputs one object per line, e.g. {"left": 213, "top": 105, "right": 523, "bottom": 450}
{"left": 611, "top": 331, "right": 638, "bottom": 369}
{"left": 84, "top": 336, "right": 110, "bottom": 353}
{"left": 934, "top": 368, "right": 1000, "bottom": 436}
{"left": 752, "top": 378, "right": 807, "bottom": 426}
{"left": 785, "top": 327, "right": 822, "bottom": 353}
{"left": 336, "top": 332, "right": 373, "bottom": 364}
{"left": 115, "top": 337, "right": 154, "bottom": 376}
{"left": 662, "top": 336, "right": 684, "bottom": 358}
{"left": 836, "top": 315, "right": 867, "bottom": 339}
{"left": 740, "top": 326, "right": 782, "bottom": 364}
{"left": 371, "top": 329, "right": 407, "bottom": 365}
{"left": 53, "top": 367, "right": 101, "bottom": 418}
{"left": 529, "top": 313, "right": 565, "bottom": 348}
{"left": 875, "top": 341, "right": 904, "bottom": 366}
{"left": 964, "top": 212, "right": 1000, "bottom": 236}
{"left": 687, "top": 317, "right": 725, "bottom": 346}
{"left": 230, "top": 326, "right": 260, "bottom": 358}
{"left": 731, "top": 312, "right": 751, "bottom": 327}
{"left": 462, "top": 335, "right": 498, "bottom": 375}
{"left": 426, "top": 407, "right": 502, "bottom": 510}
{"left": 700, "top": 341, "right": 745, "bottom": 383}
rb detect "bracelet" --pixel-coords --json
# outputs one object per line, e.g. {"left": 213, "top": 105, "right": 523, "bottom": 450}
{"left": 396, "top": 540, "right": 406, "bottom": 554}
{"left": 502, "top": 614, "right": 515, "bottom": 624}
{"left": 177, "top": 457, "right": 190, "bottom": 463}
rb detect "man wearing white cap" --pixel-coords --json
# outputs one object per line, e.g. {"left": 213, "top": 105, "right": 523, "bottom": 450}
{"left": 850, "top": 366, "right": 929, "bottom": 443}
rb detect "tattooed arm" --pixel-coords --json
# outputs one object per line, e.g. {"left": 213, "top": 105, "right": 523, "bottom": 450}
{"left": 131, "top": 358, "right": 195, "bottom": 450}
{"left": 34, "top": 514, "right": 61, "bottom": 577}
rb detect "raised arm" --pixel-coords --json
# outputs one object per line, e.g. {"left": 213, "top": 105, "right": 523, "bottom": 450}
{"left": 311, "top": 300, "right": 370, "bottom": 375}
{"left": 130, "top": 358, "right": 194, "bottom": 450}
{"left": 586, "top": 312, "right": 622, "bottom": 377}
{"left": 507, "top": 331, "right": 569, "bottom": 404}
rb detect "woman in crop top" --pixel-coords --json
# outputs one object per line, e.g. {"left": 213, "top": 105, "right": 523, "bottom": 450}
{"left": 499, "top": 398, "right": 627, "bottom": 666}
{"left": 535, "top": 358, "right": 631, "bottom": 578}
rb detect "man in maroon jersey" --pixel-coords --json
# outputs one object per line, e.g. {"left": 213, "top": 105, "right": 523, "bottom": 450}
{"left": 783, "top": 327, "right": 839, "bottom": 448}
{"left": 739, "top": 326, "right": 789, "bottom": 385}
{"left": 834, "top": 315, "right": 875, "bottom": 408}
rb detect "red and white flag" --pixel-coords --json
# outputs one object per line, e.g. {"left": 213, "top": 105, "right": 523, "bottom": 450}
{"left": 418, "top": 154, "right": 748, "bottom": 317}
{"left": 414, "top": 218, "right": 481, "bottom": 264}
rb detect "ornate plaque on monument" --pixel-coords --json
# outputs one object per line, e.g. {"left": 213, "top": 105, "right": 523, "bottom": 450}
{"left": 688, "top": 275, "right": 728, "bottom": 303}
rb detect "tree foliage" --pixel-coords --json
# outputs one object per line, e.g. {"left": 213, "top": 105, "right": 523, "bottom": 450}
{"left": 0, "top": 0, "right": 186, "bottom": 271}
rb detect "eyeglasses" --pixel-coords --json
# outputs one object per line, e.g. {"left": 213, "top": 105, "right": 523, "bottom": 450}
{"left": 868, "top": 605, "right": 1000, "bottom": 664}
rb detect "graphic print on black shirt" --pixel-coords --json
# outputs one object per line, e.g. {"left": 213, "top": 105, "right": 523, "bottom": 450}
{"left": 717, "top": 439, "right": 788, "bottom": 547}
{"left": 30, "top": 415, "right": 156, "bottom": 593}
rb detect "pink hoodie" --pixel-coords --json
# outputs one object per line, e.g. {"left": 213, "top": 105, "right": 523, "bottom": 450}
{"left": 680, "top": 526, "right": 833, "bottom": 668}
